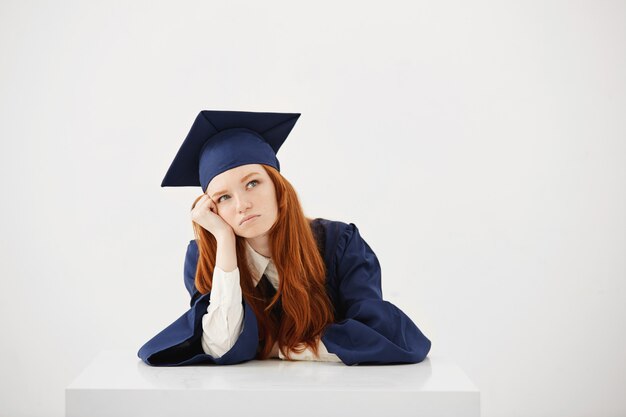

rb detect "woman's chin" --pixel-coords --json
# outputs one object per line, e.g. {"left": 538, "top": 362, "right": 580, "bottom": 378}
{"left": 236, "top": 225, "right": 270, "bottom": 239}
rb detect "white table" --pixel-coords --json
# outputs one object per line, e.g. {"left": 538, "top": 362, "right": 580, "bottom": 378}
{"left": 66, "top": 350, "right": 480, "bottom": 417}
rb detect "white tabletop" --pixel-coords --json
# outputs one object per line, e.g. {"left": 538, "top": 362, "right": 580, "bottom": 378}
{"left": 66, "top": 350, "right": 480, "bottom": 417}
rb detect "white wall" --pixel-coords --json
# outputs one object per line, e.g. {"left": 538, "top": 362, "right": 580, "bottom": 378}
{"left": 1, "top": 0, "right": 624, "bottom": 416}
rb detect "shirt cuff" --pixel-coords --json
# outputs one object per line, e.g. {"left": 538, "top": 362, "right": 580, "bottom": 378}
{"left": 278, "top": 340, "right": 342, "bottom": 363}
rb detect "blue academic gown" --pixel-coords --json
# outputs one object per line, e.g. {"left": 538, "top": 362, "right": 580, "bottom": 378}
{"left": 138, "top": 218, "right": 432, "bottom": 366}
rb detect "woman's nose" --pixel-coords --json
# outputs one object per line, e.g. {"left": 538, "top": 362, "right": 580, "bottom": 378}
{"left": 237, "top": 197, "right": 252, "bottom": 212}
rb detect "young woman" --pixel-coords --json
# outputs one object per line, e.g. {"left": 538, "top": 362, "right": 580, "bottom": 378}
{"left": 138, "top": 110, "right": 432, "bottom": 366}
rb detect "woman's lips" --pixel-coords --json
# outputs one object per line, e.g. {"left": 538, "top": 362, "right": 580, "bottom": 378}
{"left": 240, "top": 215, "right": 259, "bottom": 225}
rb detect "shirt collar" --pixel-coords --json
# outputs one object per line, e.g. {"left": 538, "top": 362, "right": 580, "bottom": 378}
{"left": 245, "top": 240, "right": 279, "bottom": 290}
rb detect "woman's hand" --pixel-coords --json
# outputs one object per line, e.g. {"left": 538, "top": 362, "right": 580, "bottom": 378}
{"left": 191, "top": 194, "right": 233, "bottom": 239}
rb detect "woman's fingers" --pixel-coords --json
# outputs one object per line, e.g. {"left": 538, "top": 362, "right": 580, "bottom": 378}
{"left": 196, "top": 195, "right": 210, "bottom": 209}
{"left": 202, "top": 196, "right": 213, "bottom": 211}
{"left": 206, "top": 196, "right": 218, "bottom": 212}
{"left": 194, "top": 194, "right": 219, "bottom": 215}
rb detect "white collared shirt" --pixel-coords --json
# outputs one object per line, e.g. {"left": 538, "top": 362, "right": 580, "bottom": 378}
{"left": 201, "top": 240, "right": 342, "bottom": 362}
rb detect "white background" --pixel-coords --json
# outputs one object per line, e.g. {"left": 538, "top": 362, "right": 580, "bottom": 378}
{"left": 1, "top": 1, "right": 625, "bottom": 416}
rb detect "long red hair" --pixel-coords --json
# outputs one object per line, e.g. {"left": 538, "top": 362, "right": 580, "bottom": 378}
{"left": 190, "top": 164, "right": 335, "bottom": 360}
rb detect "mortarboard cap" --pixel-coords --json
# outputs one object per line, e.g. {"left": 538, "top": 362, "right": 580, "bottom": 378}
{"left": 162, "top": 110, "right": 301, "bottom": 192}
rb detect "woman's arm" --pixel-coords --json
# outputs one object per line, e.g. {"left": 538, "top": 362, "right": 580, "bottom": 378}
{"left": 214, "top": 231, "right": 237, "bottom": 272}
{"left": 200, "top": 232, "right": 246, "bottom": 358}
{"left": 137, "top": 239, "right": 260, "bottom": 366}
{"left": 321, "top": 223, "right": 432, "bottom": 365}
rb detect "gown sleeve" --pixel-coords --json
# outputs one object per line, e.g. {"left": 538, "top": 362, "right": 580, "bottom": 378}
{"left": 320, "top": 223, "right": 432, "bottom": 365}
{"left": 137, "top": 240, "right": 259, "bottom": 366}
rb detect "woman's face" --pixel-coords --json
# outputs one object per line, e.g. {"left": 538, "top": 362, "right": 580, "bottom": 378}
{"left": 205, "top": 164, "right": 278, "bottom": 238}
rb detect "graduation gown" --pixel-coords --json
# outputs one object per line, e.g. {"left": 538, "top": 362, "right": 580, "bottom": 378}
{"left": 138, "top": 218, "right": 432, "bottom": 366}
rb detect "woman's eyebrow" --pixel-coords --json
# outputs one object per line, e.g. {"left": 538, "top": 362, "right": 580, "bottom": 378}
{"left": 210, "top": 172, "right": 260, "bottom": 198}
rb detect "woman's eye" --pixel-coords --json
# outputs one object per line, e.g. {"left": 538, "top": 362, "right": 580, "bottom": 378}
{"left": 217, "top": 180, "right": 259, "bottom": 203}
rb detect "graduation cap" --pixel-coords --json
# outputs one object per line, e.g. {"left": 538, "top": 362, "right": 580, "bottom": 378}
{"left": 162, "top": 110, "right": 301, "bottom": 192}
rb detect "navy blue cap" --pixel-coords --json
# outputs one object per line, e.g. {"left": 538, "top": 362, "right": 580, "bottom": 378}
{"left": 162, "top": 110, "right": 301, "bottom": 192}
